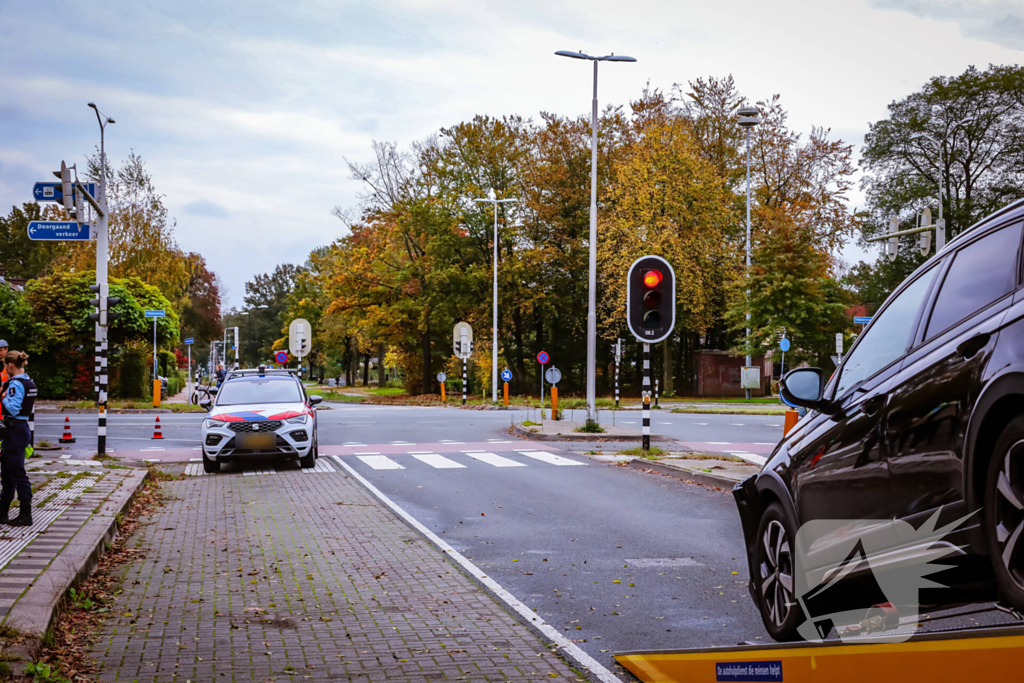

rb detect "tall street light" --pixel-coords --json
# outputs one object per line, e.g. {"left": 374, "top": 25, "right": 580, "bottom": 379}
{"left": 910, "top": 106, "right": 975, "bottom": 251}
{"left": 737, "top": 105, "right": 760, "bottom": 400}
{"left": 474, "top": 190, "right": 518, "bottom": 403}
{"left": 87, "top": 102, "right": 114, "bottom": 455}
{"left": 239, "top": 305, "right": 270, "bottom": 366}
{"left": 555, "top": 49, "right": 636, "bottom": 426}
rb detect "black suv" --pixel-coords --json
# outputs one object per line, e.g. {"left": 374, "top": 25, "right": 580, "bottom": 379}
{"left": 734, "top": 198, "right": 1024, "bottom": 641}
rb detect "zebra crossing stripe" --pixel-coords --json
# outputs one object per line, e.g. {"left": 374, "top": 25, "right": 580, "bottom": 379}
{"left": 303, "top": 459, "right": 336, "bottom": 473}
{"left": 358, "top": 455, "right": 404, "bottom": 470}
{"left": 517, "top": 451, "right": 585, "bottom": 467}
{"left": 463, "top": 452, "right": 526, "bottom": 468}
{"left": 411, "top": 453, "right": 465, "bottom": 469}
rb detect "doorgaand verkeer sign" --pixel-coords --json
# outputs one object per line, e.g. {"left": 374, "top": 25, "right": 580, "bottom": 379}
{"left": 27, "top": 221, "right": 91, "bottom": 241}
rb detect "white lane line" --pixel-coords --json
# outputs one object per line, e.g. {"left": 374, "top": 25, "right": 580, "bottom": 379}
{"left": 390, "top": 441, "right": 415, "bottom": 445}
{"left": 355, "top": 451, "right": 381, "bottom": 455}
{"left": 486, "top": 440, "right": 513, "bottom": 443}
{"left": 464, "top": 452, "right": 526, "bottom": 468}
{"left": 330, "top": 455, "right": 622, "bottom": 683}
{"left": 189, "top": 457, "right": 202, "bottom": 462}
{"left": 343, "top": 443, "right": 368, "bottom": 447}
{"left": 439, "top": 440, "right": 465, "bottom": 444}
{"left": 754, "top": 442, "right": 777, "bottom": 446}
{"left": 707, "top": 442, "right": 731, "bottom": 445}
{"left": 693, "top": 422, "right": 708, "bottom": 425}
{"left": 730, "top": 423, "right": 745, "bottom": 426}
{"left": 357, "top": 455, "right": 405, "bottom": 470}
{"left": 411, "top": 453, "right": 465, "bottom": 469}
{"left": 657, "top": 422, "right": 671, "bottom": 425}
{"left": 517, "top": 451, "right": 585, "bottom": 467}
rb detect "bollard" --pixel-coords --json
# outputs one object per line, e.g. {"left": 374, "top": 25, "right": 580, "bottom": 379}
{"left": 440, "top": 382, "right": 446, "bottom": 403}
{"left": 503, "top": 382, "right": 509, "bottom": 407}
{"left": 783, "top": 409, "right": 799, "bottom": 436}
{"left": 551, "top": 387, "right": 558, "bottom": 420}
{"left": 153, "top": 378, "right": 162, "bottom": 408}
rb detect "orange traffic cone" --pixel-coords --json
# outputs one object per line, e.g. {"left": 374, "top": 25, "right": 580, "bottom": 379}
{"left": 152, "top": 415, "right": 164, "bottom": 440}
{"left": 59, "top": 416, "right": 76, "bottom": 444}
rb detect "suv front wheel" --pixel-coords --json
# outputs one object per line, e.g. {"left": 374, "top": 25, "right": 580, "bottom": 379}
{"left": 202, "top": 451, "right": 220, "bottom": 474}
{"left": 984, "top": 415, "right": 1024, "bottom": 611}
{"left": 753, "top": 502, "right": 805, "bottom": 641}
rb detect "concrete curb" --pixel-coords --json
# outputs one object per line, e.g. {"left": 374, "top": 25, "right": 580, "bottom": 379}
{"left": 626, "top": 458, "right": 739, "bottom": 489}
{"left": 511, "top": 424, "right": 672, "bottom": 442}
{"left": 3, "top": 468, "right": 150, "bottom": 648}
{"left": 36, "top": 408, "right": 178, "bottom": 414}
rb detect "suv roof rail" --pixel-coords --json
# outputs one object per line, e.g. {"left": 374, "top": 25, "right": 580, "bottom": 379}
{"left": 225, "top": 368, "right": 300, "bottom": 380}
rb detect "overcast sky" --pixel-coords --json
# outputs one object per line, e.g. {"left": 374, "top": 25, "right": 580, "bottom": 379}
{"left": 2, "top": 0, "right": 1022, "bottom": 306}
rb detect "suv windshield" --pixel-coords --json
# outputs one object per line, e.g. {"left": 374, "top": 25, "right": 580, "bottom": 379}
{"left": 216, "top": 378, "right": 304, "bottom": 406}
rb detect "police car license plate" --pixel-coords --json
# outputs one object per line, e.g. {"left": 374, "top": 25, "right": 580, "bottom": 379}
{"left": 236, "top": 433, "right": 275, "bottom": 450}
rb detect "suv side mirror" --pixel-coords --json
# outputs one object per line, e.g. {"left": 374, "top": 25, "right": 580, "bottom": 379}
{"left": 309, "top": 395, "right": 323, "bottom": 407}
{"left": 199, "top": 397, "right": 212, "bottom": 411}
{"left": 780, "top": 367, "right": 837, "bottom": 415}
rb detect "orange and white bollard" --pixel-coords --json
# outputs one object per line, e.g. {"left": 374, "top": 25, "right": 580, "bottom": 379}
{"left": 152, "top": 415, "right": 164, "bottom": 440}
{"left": 59, "top": 416, "right": 76, "bottom": 444}
{"left": 783, "top": 409, "right": 800, "bottom": 436}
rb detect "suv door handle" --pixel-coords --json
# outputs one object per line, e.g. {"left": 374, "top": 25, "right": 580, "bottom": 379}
{"left": 957, "top": 332, "right": 991, "bottom": 359}
{"left": 861, "top": 394, "right": 886, "bottom": 416}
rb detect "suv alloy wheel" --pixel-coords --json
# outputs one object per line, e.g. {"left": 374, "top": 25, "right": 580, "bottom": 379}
{"left": 754, "top": 502, "right": 805, "bottom": 641}
{"left": 985, "top": 415, "right": 1024, "bottom": 611}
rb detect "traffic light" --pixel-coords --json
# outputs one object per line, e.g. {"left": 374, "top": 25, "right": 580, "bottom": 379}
{"left": 626, "top": 255, "right": 676, "bottom": 343}
{"left": 54, "top": 161, "right": 78, "bottom": 221}
{"left": 299, "top": 338, "right": 308, "bottom": 356}
{"left": 88, "top": 284, "right": 121, "bottom": 323}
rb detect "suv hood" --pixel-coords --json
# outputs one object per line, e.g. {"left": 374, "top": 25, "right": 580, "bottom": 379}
{"left": 210, "top": 403, "right": 310, "bottom": 422}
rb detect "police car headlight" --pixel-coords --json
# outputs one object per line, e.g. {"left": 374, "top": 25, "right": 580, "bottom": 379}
{"left": 285, "top": 415, "right": 308, "bottom": 425}
{"left": 205, "top": 418, "right": 227, "bottom": 428}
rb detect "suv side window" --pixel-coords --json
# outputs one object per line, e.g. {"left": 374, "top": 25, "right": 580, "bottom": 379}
{"left": 924, "top": 222, "right": 1022, "bottom": 339}
{"left": 834, "top": 266, "right": 938, "bottom": 397}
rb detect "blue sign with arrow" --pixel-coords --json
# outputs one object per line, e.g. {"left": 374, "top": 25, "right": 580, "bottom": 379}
{"left": 501, "top": 369, "right": 512, "bottom": 382}
{"left": 144, "top": 310, "right": 165, "bottom": 318}
{"left": 33, "top": 182, "right": 97, "bottom": 203}
{"left": 27, "top": 221, "right": 90, "bottom": 241}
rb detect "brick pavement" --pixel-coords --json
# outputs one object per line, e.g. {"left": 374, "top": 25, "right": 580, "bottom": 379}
{"left": 91, "top": 465, "right": 581, "bottom": 682}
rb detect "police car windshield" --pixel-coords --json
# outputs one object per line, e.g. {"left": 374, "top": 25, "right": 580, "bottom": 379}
{"left": 216, "top": 378, "right": 304, "bottom": 406}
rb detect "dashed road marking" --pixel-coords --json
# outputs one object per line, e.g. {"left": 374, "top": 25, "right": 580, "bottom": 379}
{"left": 411, "top": 453, "right": 465, "bottom": 469}
{"left": 357, "top": 455, "right": 404, "bottom": 470}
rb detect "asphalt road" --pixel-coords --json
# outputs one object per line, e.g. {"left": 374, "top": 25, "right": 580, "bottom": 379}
{"left": 32, "top": 405, "right": 785, "bottom": 457}
{"left": 334, "top": 447, "right": 766, "bottom": 674}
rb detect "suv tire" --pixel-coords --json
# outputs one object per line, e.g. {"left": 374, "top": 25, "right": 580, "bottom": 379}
{"left": 202, "top": 451, "right": 220, "bottom": 474}
{"left": 753, "top": 502, "right": 805, "bottom": 641}
{"left": 300, "top": 446, "right": 316, "bottom": 469}
{"left": 984, "top": 414, "right": 1024, "bottom": 611}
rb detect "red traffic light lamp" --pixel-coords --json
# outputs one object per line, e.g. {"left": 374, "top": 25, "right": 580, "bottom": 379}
{"left": 642, "top": 270, "right": 663, "bottom": 288}
{"left": 626, "top": 256, "right": 676, "bottom": 343}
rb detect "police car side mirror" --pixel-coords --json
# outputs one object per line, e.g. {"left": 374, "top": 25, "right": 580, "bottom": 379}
{"left": 199, "top": 397, "right": 212, "bottom": 411}
{"left": 309, "top": 395, "right": 323, "bottom": 407}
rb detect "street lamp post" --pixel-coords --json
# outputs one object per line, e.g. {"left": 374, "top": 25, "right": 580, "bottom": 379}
{"left": 238, "top": 305, "right": 269, "bottom": 367}
{"left": 87, "top": 102, "right": 114, "bottom": 455}
{"left": 555, "top": 49, "right": 636, "bottom": 426}
{"left": 737, "top": 105, "right": 760, "bottom": 400}
{"left": 474, "top": 191, "right": 518, "bottom": 403}
{"left": 910, "top": 107, "right": 975, "bottom": 251}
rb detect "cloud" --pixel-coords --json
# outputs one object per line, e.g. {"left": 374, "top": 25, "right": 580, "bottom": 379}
{"left": 870, "top": 0, "right": 1024, "bottom": 51}
{"left": 183, "top": 200, "right": 229, "bottom": 219}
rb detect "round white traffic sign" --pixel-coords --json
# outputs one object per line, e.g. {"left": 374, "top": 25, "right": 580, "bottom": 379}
{"left": 544, "top": 366, "right": 562, "bottom": 385}
{"left": 436, "top": 372, "right": 447, "bottom": 383}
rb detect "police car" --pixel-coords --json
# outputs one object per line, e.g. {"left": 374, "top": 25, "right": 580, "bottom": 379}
{"left": 200, "top": 367, "right": 322, "bottom": 473}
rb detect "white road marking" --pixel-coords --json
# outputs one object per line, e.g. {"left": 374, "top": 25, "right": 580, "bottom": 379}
{"left": 439, "top": 440, "right": 464, "bottom": 444}
{"left": 184, "top": 463, "right": 208, "bottom": 477}
{"left": 189, "top": 457, "right": 202, "bottom": 462}
{"left": 754, "top": 442, "right": 777, "bottom": 446}
{"left": 357, "top": 455, "right": 404, "bottom": 470}
{"left": 464, "top": 452, "right": 526, "bottom": 468}
{"left": 142, "top": 458, "right": 160, "bottom": 463}
{"left": 657, "top": 422, "right": 671, "bottom": 424}
{"left": 343, "top": 442, "right": 368, "bottom": 447}
{"left": 331, "top": 456, "right": 623, "bottom": 683}
{"left": 730, "top": 423, "right": 745, "bottom": 426}
{"left": 243, "top": 467, "right": 276, "bottom": 476}
{"left": 622, "top": 421, "right": 637, "bottom": 424}
{"left": 60, "top": 454, "right": 73, "bottom": 460}
{"left": 411, "top": 453, "right": 465, "bottom": 469}
{"left": 140, "top": 447, "right": 165, "bottom": 451}
{"left": 354, "top": 451, "right": 381, "bottom": 455}
{"left": 486, "top": 439, "right": 513, "bottom": 443}
{"left": 625, "top": 557, "right": 703, "bottom": 568}
{"left": 517, "top": 451, "right": 585, "bottom": 467}
{"left": 707, "top": 442, "right": 731, "bottom": 445}
{"left": 390, "top": 441, "right": 415, "bottom": 445}
{"left": 693, "top": 422, "right": 708, "bottom": 425}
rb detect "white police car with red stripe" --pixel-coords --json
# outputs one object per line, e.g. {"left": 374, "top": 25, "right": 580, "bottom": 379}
{"left": 199, "top": 367, "right": 322, "bottom": 473}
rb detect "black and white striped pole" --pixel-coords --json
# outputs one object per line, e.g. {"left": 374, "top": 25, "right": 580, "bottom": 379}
{"left": 454, "top": 322, "right": 473, "bottom": 408}
{"left": 642, "top": 343, "right": 651, "bottom": 452}
{"left": 614, "top": 338, "right": 621, "bottom": 409}
{"left": 655, "top": 378, "right": 659, "bottom": 409}
{"left": 626, "top": 255, "right": 675, "bottom": 454}
{"left": 462, "top": 355, "right": 467, "bottom": 406}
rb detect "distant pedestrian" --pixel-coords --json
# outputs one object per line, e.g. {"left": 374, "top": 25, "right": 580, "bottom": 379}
{"left": 1, "top": 351, "right": 35, "bottom": 526}
{"left": 0, "top": 341, "right": 8, "bottom": 386}
{"left": 215, "top": 364, "right": 226, "bottom": 387}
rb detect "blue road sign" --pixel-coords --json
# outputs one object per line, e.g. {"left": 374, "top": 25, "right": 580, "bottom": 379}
{"left": 183, "top": 337, "right": 194, "bottom": 345}
{"left": 33, "top": 182, "right": 97, "bottom": 203}
{"left": 144, "top": 310, "right": 166, "bottom": 318}
{"left": 780, "top": 338, "right": 791, "bottom": 352}
{"left": 501, "top": 369, "right": 512, "bottom": 382}
{"left": 274, "top": 350, "right": 288, "bottom": 364}
{"left": 537, "top": 351, "right": 549, "bottom": 365}
{"left": 854, "top": 316, "right": 873, "bottom": 325}
{"left": 27, "top": 221, "right": 90, "bottom": 241}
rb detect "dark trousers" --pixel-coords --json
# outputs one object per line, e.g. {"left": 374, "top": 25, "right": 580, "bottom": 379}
{"left": 1, "top": 421, "right": 32, "bottom": 511}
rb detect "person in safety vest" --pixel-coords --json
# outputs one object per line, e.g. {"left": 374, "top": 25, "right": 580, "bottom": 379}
{"left": 1, "top": 351, "right": 36, "bottom": 526}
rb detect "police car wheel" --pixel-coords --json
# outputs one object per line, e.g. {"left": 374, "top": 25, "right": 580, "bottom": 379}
{"left": 299, "top": 448, "right": 316, "bottom": 468}
{"left": 202, "top": 451, "right": 220, "bottom": 474}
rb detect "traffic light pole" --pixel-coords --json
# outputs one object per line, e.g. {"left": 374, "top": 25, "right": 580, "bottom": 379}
{"left": 91, "top": 106, "right": 111, "bottom": 457}
{"left": 642, "top": 343, "right": 651, "bottom": 452}
{"left": 614, "top": 339, "right": 620, "bottom": 409}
